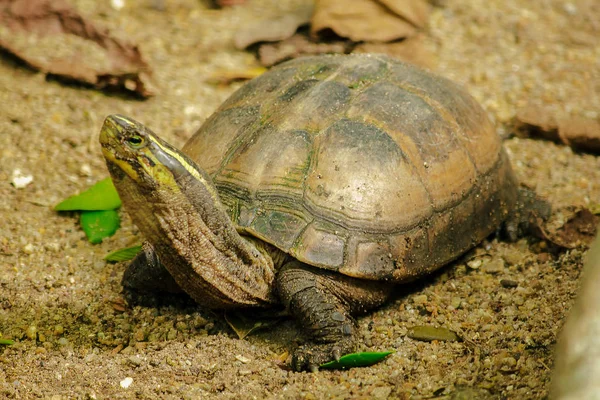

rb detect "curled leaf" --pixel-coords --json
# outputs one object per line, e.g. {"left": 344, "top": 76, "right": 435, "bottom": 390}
{"left": 311, "top": 0, "right": 430, "bottom": 42}
{"left": 104, "top": 244, "right": 142, "bottom": 262}
{"left": 234, "top": 3, "right": 314, "bottom": 49}
{"left": 319, "top": 351, "right": 393, "bottom": 370}
{"left": 80, "top": 209, "right": 120, "bottom": 244}
{"left": 55, "top": 178, "right": 121, "bottom": 211}
{"left": 208, "top": 66, "right": 266, "bottom": 85}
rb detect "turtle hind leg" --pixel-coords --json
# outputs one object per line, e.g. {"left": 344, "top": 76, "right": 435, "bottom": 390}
{"left": 276, "top": 261, "right": 394, "bottom": 372}
{"left": 503, "top": 187, "right": 552, "bottom": 241}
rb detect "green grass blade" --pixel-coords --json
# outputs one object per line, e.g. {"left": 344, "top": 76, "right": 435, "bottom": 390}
{"left": 55, "top": 178, "right": 121, "bottom": 211}
{"left": 80, "top": 210, "right": 120, "bottom": 244}
{"left": 104, "top": 245, "right": 143, "bottom": 262}
{"left": 0, "top": 339, "right": 14, "bottom": 345}
{"left": 319, "top": 351, "right": 394, "bottom": 370}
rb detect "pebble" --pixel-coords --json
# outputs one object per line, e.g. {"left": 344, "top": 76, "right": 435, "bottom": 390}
{"left": 371, "top": 386, "right": 392, "bottom": 399}
{"left": 483, "top": 258, "right": 505, "bottom": 274}
{"left": 22, "top": 243, "right": 34, "bottom": 255}
{"left": 235, "top": 354, "right": 251, "bottom": 363}
{"left": 25, "top": 325, "right": 37, "bottom": 340}
{"left": 501, "top": 279, "right": 519, "bottom": 288}
{"left": 128, "top": 356, "right": 142, "bottom": 366}
{"left": 45, "top": 242, "right": 60, "bottom": 252}
{"left": 413, "top": 294, "right": 428, "bottom": 305}
{"left": 79, "top": 164, "right": 92, "bottom": 177}
{"left": 467, "top": 258, "right": 482, "bottom": 269}
{"left": 119, "top": 377, "right": 133, "bottom": 389}
{"left": 11, "top": 169, "right": 33, "bottom": 189}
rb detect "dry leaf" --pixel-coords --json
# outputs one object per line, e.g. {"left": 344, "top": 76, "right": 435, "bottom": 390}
{"left": 353, "top": 34, "right": 435, "bottom": 68}
{"left": 258, "top": 33, "right": 352, "bottom": 66}
{"left": 311, "top": 0, "right": 430, "bottom": 42}
{"left": 533, "top": 208, "right": 599, "bottom": 250}
{"left": 513, "top": 106, "right": 600, "bottom": 154}
{"left": 207, "top": 66, "right": 266, "bottom": 85}
{"left": 558, "top": 118, "right": 600, "bottom": 154}
{"left": 0, "top": 0, "right": 153, "bottom": 97}
{"left": 234, "top": 3, "right": 314, "bottom": 49}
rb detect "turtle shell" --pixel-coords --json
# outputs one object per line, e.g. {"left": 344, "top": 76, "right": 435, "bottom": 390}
{"left": 183, "top": 54, "right": 518, "bottom": 282}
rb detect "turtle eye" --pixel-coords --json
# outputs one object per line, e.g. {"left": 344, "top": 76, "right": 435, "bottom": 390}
{"left": 126, "top": 135, "right": 144, "bottom": 148}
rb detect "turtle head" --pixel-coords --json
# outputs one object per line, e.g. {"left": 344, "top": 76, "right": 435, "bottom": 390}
{"left": 99, "top": 114, "right": 219, "bottom": 243}
{"left": 100, "top": 114, "right": 188, "bottom": 191}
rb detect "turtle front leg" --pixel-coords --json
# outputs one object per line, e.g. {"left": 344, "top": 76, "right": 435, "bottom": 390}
{"left": 276, "top": 261, "right": 394, "bottom": 372}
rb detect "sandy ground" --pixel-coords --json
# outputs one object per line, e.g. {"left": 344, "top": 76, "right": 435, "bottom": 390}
{"left": 0, "top": 0, "right": 599, "bottom": 399}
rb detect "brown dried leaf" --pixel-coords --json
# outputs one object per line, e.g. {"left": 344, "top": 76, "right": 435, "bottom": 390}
{"left": 353, "top": 34, "right": 435, "bottom": 68}
{"left": 558, "top": 118, "right": 600, "bottom": 154}
{"left": 0, "top": 0, "right": 153, "bottom": 98}
{"left": 534, "top": 208, "right": 599, "bottom": 250}
{"left": 207, "top": 66, "right": 267, "bottom": 85}
{"left": 311, "top": 0, "right": 430, "bottom": 42}
{"left": 258, "top": 33, "right": 352, "bottom": 67}
{"left": 234, "top": 3, "right": 314, "bottom": 49}
{"left": 513, "top": 106, "right": 600, "bottom": 154}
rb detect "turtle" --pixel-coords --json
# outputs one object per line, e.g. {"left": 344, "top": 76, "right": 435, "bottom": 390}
{"left": 100, "top": 53, "right": 532, "bottom": 371}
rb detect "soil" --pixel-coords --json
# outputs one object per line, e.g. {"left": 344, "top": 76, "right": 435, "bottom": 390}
{"left": 1, "top": 0, "right": 599, "bottom": 399}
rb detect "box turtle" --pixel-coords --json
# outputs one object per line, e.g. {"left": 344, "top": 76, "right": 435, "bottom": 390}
{"left": 100, "top": 54, "right": 522, "bottom": 371}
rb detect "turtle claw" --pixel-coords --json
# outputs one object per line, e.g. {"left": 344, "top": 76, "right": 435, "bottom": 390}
{"left": 291, "top": 337, "right": 356, "bottom": 372}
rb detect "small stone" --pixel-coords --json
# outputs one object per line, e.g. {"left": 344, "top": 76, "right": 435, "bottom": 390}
{"left": 175, "top": 321, "right": 188, "bottom": 331}
{"left": 450, "top": 297, "right": 462, "bottom": 309}
{"left": 22, "top": 243, "right": 34, "bottom": 255}
{"left": 45, "top": 242, "right": 61, "bottom": 252}
{"left": 54, "top": 325, "right": 64, "bottom": 336}
{"left": 128, "top": 356, "right": 142, "bottom": 366}
{"left": 235, "top": 354, "right": 251, "bottom": 363}
{"left": 467, "top": 258, "right": 482, "bottom": 269}
{"left": 57, "top": 337, "right": 69, "bottom": 347}
{"left": 25, "top": 325, "right": 37, "bottom": 340}
{"left": 413, "top": 294, "right": 428, "bottom": 305}
{"left": 500, "top": 279, "right": 518, "bottom": 288}
{"left": 483, "top": 258, "right": 505, "bottom": 274}
{"left": 119, "top": 377, "right": 133, "bottom": 389}
{"left": 563, "top": 2, "right": 577, "bottom": 15}
{"left": 238, "top": 369, "right": 252, "bottom": 376}
{"left": 79, "top": 164, "right": 92, "bottom": 177}
{"left": 167, "top": 328, "right": 178, "bottom": 340}
{"left": 133, "top": 329, "right": 145, "bottom": 342}
{"left": 11, "top": 169, "right": 33, "bottom": 189}
{"left": 371, "top": 386, "right": 392, "bottom": 399}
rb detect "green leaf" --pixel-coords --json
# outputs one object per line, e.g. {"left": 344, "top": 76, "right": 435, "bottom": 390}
{"left": 104, "top": 245, "right": 143, "bottom": 262}
{"left": 80, "top": 210, "right": 120, "bottom": 244}
{"left": 0, "top": 339, "right": 14, "bottom": 345}
{"left": 319, "top": 351, "right": 394, "bottom": 370}
{"left": 55, "top": 178, "right": 121, "bottom": 211}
